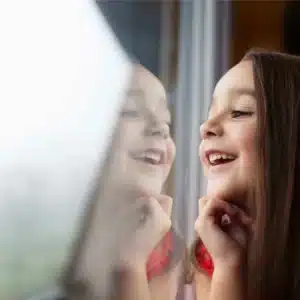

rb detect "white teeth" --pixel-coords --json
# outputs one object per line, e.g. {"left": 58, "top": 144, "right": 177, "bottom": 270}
{"left": 133, "top": 150, "right": 162, "bottom": 164}
{"left": 208, "top": 153, "right": 235, "bottom": 164}
{"left": 144, "top": 150, "right": 161, "bottom": 163}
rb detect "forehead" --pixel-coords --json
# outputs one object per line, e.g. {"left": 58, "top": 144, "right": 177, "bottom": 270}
{"left": 211, "top": 60, "right": 255, "bottom": 109}
{"left": 127, "top": 64, "right": 168, "bottom": 109}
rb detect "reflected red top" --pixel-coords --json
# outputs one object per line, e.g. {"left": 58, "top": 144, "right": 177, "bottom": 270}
{"left": 195, "top": 240, "right": 214, "bottom": 276}
{"left": 146, "top": 230, "right": 173, "bottom": 281}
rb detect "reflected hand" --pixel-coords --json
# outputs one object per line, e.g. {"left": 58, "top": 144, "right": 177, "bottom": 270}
{"left": 119, "top": 195, "right": 172, "bottom": 270}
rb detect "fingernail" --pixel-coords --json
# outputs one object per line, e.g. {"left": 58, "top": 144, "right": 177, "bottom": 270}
{"left": 221, "top": 214, "right": 231, "bottom": 226}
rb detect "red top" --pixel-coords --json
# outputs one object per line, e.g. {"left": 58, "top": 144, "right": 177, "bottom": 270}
{"left": 146, "top": 232, "right": 214, "bottom": 280}
{"left": 194, "top": 240, "right": 214, "bottom": 276}
{"left": 146, "top": 230, "right": 173, "bottom": 280}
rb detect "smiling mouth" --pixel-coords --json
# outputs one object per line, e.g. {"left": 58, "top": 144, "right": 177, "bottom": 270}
{"left": 131, "top": 149, "right": 165, "bottom": 166}
{"left": 206, "top": 151, "right": 237, "bottom": 166}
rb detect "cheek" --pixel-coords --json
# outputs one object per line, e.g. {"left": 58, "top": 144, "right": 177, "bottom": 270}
{"left": 166, "top": 139, "right": 176, "bottom": 165}
{"left": 119, "top": 121, "right": 143, "bottom": 148}
{"left": 236, "top": 125, "right": 258, "bottom": 168}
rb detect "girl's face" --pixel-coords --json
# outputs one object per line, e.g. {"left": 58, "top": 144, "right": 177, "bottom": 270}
{"left": 199, "top": 60, "right": 258, "bottom": 209}
{"left": 112, "top": 64, "right": 175, "bottom": 196}
{"left": 74, "top": 66, "right": 176, "bottom": 295}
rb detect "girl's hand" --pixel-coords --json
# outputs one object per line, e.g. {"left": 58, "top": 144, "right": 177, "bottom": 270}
{"left": 194, "top": 197, "right": 252, "bottom": 270}
{"left": 119, "top": 195, "right": 172, "bottom": 270}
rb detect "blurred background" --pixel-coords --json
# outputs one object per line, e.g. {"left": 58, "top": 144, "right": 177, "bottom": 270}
{"left": 97, "top": 0, "right": 300, "bottom": 254}
{"left": 2, "top": 0, "right": 300, "bottom": 299}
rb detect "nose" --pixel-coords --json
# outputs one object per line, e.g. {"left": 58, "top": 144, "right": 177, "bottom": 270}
{"left": 200, "top": 117, "right": 223, "bottom": 140}
{"left": 145, "top": 120, "right": 170, "bottom": 139}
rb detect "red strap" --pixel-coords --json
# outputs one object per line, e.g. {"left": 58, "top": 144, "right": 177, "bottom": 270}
{"left": 195, "top": 241, "right": 214, "bottom": 276}
{"left": 146, "top": 230, "right": 173, "bottom": 280}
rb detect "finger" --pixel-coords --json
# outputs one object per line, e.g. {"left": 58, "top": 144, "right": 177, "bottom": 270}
{"left": 147, "top": 197, "right": 171, "bottom": 233}
{"left": 230, "top": 206, "right": 252, "bottom": 226}
{"left": 196, "top": 197, "right": 217, "bottom": 236}
{"left": 194, "top": 213, "right": 220, "bottom": 240}
{"left": 221, "top": 213, "right": 231, "bottom": 226}
{"left": 156, "top": 194, "right": 173, "bottom": 217}
{"left": 131, "top": 197, "right": 152, "bottom": 228}
{"left": 198, "top": 197, "right": 209, "bottom": 215}
{"left": 228, "top": 225, "right": 248, "bottom": 248}
{"left": 194, "top": 217, "right": 202, "bottom": 234}
{"left": 201, "top": 198, "right": 237, "bottom": 219}
{"left": 116, "top": 197, "right": 151, "bottom": 235}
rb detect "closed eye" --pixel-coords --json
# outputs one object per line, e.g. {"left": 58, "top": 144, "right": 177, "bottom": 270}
{"left": 231, "top": 110, "right": 253, "bottom": 118}
{"left": 121, "top": 110, "right": 139, "bottom": 118}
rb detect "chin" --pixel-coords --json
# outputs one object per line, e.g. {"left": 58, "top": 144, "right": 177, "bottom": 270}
{"left": 206, "top": 179, "right": 245, "bottom": 202}
{"left": 131, "top": 176, "right": 164, "bottom": 197}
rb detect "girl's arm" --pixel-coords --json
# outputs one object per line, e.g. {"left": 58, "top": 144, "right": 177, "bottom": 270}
{"left": 149, "top": 262, "right": 183, "bottom": 300}
{"left": 209, "top": 264, "right": 244, "bottom": 300}
{"left": 118, "top": 261, "right": 183, "bottom": 300}
{"left": 117, "top": 195, "right": 173, "bottom": 300}
{"left": 194, "top": 197, "right": 252, "bottom": 300}
{"left": 118, "top": 265, "right": 151, "bottom": 300}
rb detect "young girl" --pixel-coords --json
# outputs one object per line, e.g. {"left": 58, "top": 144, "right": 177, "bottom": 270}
{"left": 192, "top": 50, "right": 300, "bottom": 300}
{"left": 112, "top": 63, "right": 185, "bottom": 300}
{"left": 62, "top": 64, "right": 185, "bottom": 300}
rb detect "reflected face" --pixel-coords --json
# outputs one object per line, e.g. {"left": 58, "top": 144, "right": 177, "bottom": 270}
{"left": 113, "top": 64, "right": 175, "bottom": 196}
{"left": 199, "top": 60, "right": 258, "bottom": 206}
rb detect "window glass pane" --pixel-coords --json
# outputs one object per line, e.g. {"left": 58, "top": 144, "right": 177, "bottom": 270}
{"left": 1, "top": 0, "right": 230, "bottom": 299}
{"left": 0, "top": 1, "right": 131, "bottom": 299}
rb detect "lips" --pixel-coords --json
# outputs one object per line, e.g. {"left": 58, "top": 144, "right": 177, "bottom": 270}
{"left": 205, "top": 150, "right": 237, "bottom": 166}
{"left": 131, "top": 148, "right": 166, "bottom": 165}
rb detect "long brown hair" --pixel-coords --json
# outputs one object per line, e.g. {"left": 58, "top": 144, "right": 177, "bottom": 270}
{"left": 243, "top": 50, "right": 300, "bottom": 300}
